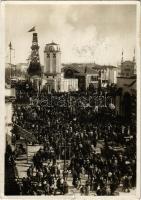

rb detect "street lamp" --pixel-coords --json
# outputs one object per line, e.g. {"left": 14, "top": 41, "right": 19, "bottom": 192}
{"left": 9, "top": 42, "right": 14, "bottom": 87}
{"left": 105, "top": 91, "right": 107, "bottom": 107}
{"left": 64, "top": 130, "right": 67, "bottom": 169}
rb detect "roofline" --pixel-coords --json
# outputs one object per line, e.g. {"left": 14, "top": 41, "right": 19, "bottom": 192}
{"left": 44, "top": 50, "right": 61, "bottom": 53}
{"left": 62, "top": 63, "right": 117, "bottom": 68}
{"left": 117, "top": 76, "right": 136, "bottom": 79}
{"left": 45, "top": 42, "right": 59, "bottom": 45}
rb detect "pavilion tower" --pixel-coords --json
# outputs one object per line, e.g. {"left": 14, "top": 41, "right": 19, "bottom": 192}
{"left": 42, "top": 42, "right": 61, "bottom": 93}
{"left": 44, "top": 41, "right": 61, "bottom": 75}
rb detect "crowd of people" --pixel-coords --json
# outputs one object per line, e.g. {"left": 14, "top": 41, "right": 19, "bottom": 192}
{"left": 7, "top": 82, "right": 136, "bottom": 195}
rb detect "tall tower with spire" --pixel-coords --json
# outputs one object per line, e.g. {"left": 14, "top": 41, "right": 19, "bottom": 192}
{"left": 27, "top": 33, "right": 41, "bottom": 77}
{"left": 27, "top": 32, "right": 42, "bottom": 92}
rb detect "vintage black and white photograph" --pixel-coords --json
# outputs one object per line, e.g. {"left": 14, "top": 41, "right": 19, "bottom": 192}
{"left": 4, "top": 1, "right": 140, "bottom": 196}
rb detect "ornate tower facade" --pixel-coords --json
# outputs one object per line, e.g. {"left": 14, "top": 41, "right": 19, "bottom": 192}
{"left": 27, "top": 33, "right": 41, "bottom": 77}
{"left": 44, "top": 42, "right": 61, "bottom": 75}
{"left": 27, "top": 33, "right": 42, "bottom": 92}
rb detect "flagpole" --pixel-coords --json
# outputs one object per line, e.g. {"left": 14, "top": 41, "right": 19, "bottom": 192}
{"left": 9, "top": 44, "right": 12, "bottom": 87}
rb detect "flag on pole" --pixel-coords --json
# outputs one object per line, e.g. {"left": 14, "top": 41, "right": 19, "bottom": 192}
{"left": 28, "top": 26, "right": 35, "bottom": 32}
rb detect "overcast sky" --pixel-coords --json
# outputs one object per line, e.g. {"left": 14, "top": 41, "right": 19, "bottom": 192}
{"left": 5, "top": 3, "right": 137, "bottom": 66}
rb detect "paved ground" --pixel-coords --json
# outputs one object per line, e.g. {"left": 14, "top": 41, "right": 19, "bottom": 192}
{"left": 16, "top": 145, "right": 42, "bottom": 178}
{"left": 119, "top": 189, "right": 136, "bottom": 196}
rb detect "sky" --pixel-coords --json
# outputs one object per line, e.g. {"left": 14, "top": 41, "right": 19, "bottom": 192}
{"left": 5, "top": 3, "right": 137, "bottom": 66}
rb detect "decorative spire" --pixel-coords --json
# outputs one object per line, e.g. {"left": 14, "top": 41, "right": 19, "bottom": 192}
{"left": 9, "top": 42, "right": 13, "bottom": 50}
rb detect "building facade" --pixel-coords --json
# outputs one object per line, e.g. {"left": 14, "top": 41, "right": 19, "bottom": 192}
{"left": 60, "top": 73, "right": 78, "bottom": 92}
{"left": 62, "top": 64, "right": 99, "bottom": 91}
{"left": 115, "top": 51, "right": 136, "bottom": 118}
{"left": 62, "top": 63, "right": 118, "bottom": 91}
{"left": 44, "top": 42, "right": 61, "bottom": 75}
{"left": 118, "top": 50, "right": 136, "bottom": 78}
